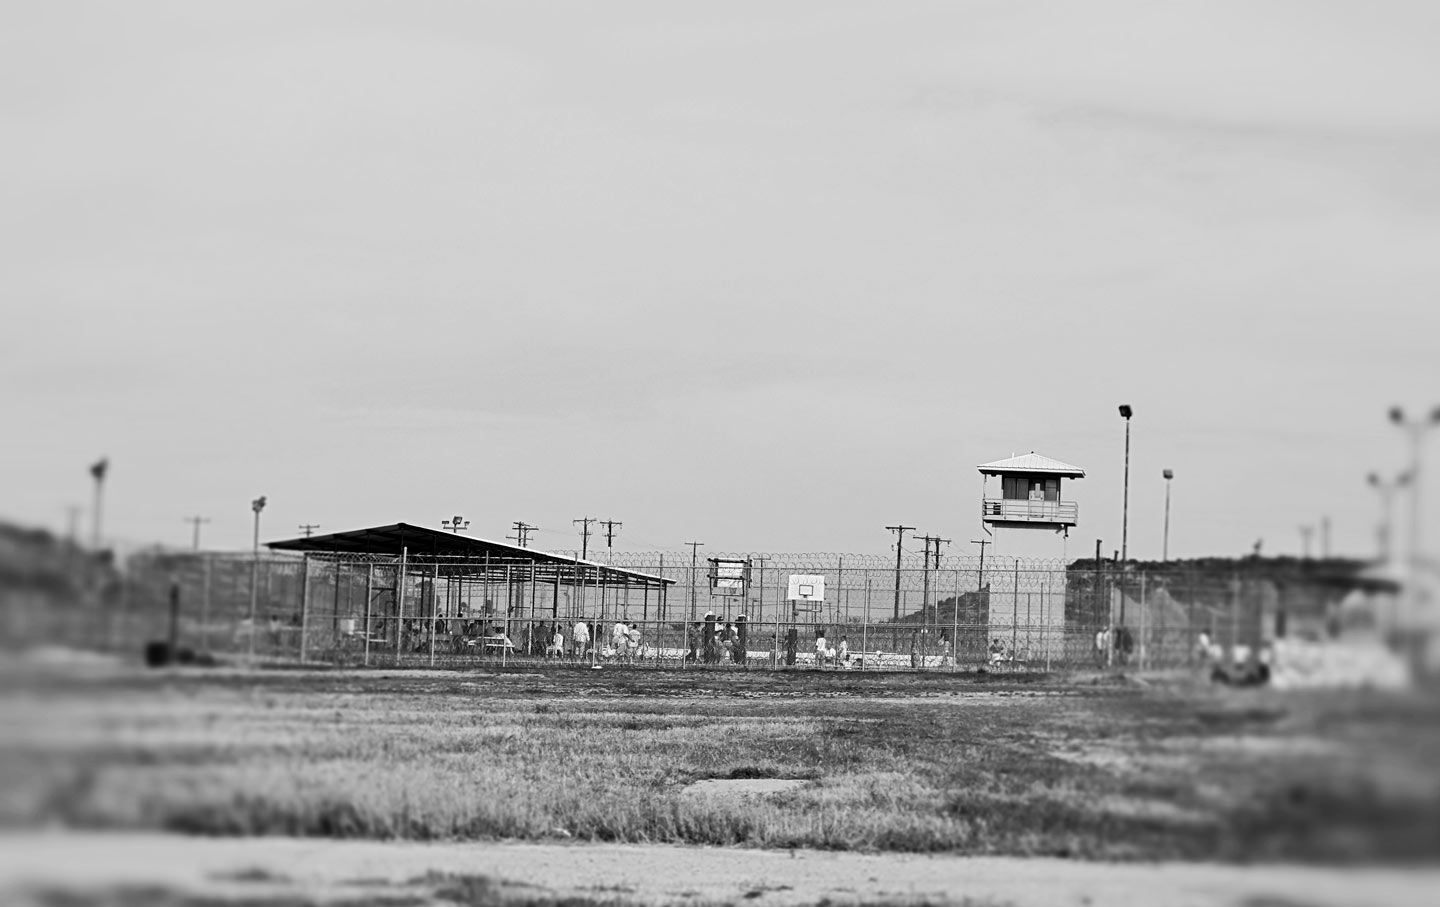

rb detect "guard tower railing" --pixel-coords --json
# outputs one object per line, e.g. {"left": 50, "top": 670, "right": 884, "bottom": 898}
{"left": 981, "top": 499, "right": 1079, "bottom": 526}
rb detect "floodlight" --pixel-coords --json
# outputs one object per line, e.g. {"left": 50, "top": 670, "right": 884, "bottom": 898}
{"left": 1389, "top": 406, "right": 1404, "bottom": 425}
{"left": 1118, "top": 404, "right": 1133, "bottom": 419}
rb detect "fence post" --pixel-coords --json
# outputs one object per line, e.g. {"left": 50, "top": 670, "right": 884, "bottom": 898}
{"left": 394, "top": 547, "right": 407, "bottom": 666}
{"left": 1139, "top": 572, "right": 1147, "bottom": 672}
{"left": 298, "top": 555, "right": 309, "bottom": 663}
{"left": 363, "top": 564, "right": 373, "bottom": 666}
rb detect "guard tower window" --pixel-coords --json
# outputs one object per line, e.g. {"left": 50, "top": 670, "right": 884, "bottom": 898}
{"left": 1002, "top": 476, "right": 1061, "bottom": 501}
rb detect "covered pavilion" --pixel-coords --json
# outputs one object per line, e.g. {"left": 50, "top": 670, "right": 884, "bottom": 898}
{"left": 266, "top": 522, "right": 675, "bottom": 663}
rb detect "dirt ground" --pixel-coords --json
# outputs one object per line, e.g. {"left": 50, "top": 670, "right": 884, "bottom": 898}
{"left": 4, "top": 832, "right": 1439, "bottom": 907}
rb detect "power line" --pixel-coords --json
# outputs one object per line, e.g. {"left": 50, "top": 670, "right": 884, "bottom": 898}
{"left": 573, "top": 517, "right": 596, "bottom": 559}
{"left": 184, "top": 515, "right": 211, "bottom": 550}
{"left": 599, "top": 519, "right": 622, "bottom": 551}
{"left": 916, "top": 534, "right": 950, "bottom": 569}
{"left": 508, "top": 521, "right": 538, "bottom": 548}
{"left": 885, "top": 525, "right": 914, "bottom": 621}
{"left": 297, "top": 523, "right": 320, "bottom": 538}
{"left": 914, "top": 534, "right": 950, "bottom": 626}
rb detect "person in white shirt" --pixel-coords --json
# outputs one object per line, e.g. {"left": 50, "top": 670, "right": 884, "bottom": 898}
{"left": 814, "top": 631, "right": 828, "bottom": 667}
{"left": 838, "top": 636, "right": 849, "bottom": 666}
{"left": 626, "top": 622, "right": 642, "bottom": 662}
{"left": 612, "top": 619, "right": 628, "bottom": 658}
{"left": 573, "top": 620, "right": 590, "bottom": 661}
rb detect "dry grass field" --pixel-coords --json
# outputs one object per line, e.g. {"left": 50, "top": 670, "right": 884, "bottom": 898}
{"left": 3, "top": 659, "right": 1439, "bottom": 869}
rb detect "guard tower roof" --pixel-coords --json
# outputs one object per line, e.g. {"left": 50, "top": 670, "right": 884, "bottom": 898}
{"left": 977, "top": 452, "right": 1085, "bottom": 478}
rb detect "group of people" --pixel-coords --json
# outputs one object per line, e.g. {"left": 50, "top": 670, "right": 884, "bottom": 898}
{"left": 476, "top": 617, "right": 649, "bottom": 662}
{"left": 1093, "top": 625, "right": 1136, "bottom": 667}
{"left": 685, "top": 611, "right": 749, "bottom": 664}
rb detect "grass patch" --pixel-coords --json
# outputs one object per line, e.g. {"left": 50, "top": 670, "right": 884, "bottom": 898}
{"left": 4, "top": 669, "right": 1439, "bottom": 861}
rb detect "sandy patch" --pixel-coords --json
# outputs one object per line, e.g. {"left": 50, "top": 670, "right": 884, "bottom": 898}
{"left": 1, "top": 833, "right": 1437, "bottom": 907}
{"left": 681, "top": 778, "right": 808, "bottom": 798}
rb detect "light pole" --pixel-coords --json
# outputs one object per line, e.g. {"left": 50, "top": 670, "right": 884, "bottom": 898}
{"left": 1162, "top": 469, "right": 1174, "bottom": 562}
{"left": 442, "top": 515, "right": 470, "bottom": 533}
{"left": 185, "top": 516, "right": 210, "bottom": 550}
{"left": 1118, "top": 405, "right": 1133, "bottom": 562}
{"left": 88, "top": 458, "right": 108, "bottom": 551}
{"left": 248, "top": 495, "right": 266, "bottom": 659}
{"left": 1388, "top": 405, "right": 1440, "bottom": 575}
{"left": 1367, "top": 471, "right": 1411, "bottom": 563}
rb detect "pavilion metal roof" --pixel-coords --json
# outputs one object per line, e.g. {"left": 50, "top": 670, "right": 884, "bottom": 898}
{"left": 266, "top": 522, "right": 674, "bottom": 586}
{"left": 977, "top": 452, "right": 1086, "bottom": 477}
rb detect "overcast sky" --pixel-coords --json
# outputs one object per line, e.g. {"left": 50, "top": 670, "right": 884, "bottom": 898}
{"left": 3, "top": 1, "right": 1438, "bottom": 561}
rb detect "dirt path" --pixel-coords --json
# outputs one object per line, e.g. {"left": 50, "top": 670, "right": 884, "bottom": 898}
{"left": 2, "top": 833, "right": 1436, "bottom": 907}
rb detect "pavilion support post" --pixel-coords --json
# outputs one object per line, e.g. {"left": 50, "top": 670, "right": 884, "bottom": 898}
{"left": 527, "top": 560, "right": 537, "bottom": 658}
{"left": 642, "top": 583, "right": 648, "bottom": 621}
{"left": 552, "top": 571, "right": 559, "bottom": 619}
{"left": 429, "top": 562, "right": 439, "bottom": 667}
{"left": 200, "top": 555, "right": 211, "bottom": 653}
{"left": 333, "top": 558, "right": 341, "bottom": 640}
{"left": 394, "top": 547, "right": 407, "bottom": 666}
{"left": 298, "top": 554, "right": 310, "bottom": 663}
{"left": 363, "top": 564, "right": 374, "bottom": 666}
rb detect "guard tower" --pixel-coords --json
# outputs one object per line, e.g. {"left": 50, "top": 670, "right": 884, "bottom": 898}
{"left": 978, "top": 452, "right": 1085, "bottom": 531}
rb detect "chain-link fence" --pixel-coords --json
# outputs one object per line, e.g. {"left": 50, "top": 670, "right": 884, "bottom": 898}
{"left": 32, "top": 548, "right": 1330, "bottom": 673}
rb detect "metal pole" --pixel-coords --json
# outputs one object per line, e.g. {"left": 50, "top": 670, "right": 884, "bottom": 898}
{"left": 1010, "top": 558, "right": 1018, "bottom": 671}
{"left": 429, "top": 561, "right": 439, "bottom": 667}
{"left": 951, "top": 567, "right": 960, "bottom": 672}
{"left": 91, "top": 467, "right": 105, "bottom": 551}
{"left": 248, "top": 508, "right": 260, "bottom": 660}
{"left": 1122, "top": 413, "right": 1132, "bottom": 562}
{"left": 298, "top": 554, "right": 309, "bottom": 663}
{"left": 756, "top": 557, "right": 764, "bottom": 627}
{"left": 363, "top": 564, "right": 373, "bottom": 666}
{"left": 892, "top": 534, "right": 904, "bottom": 621}
{"left": 862, "top": 575, "right": 870, "bottom": 671}
{"left": 394, "top": 546, "right": 407, "bottom": 666}
{"left": 1043, "top": 581, "right": 1052, "bottom": 672}
{"left": 332, "top": 556, "right": 341, "bottom": 642}
{"left": 1406, "top": 424, "right": 1424, "bottom": 585}
{"left": 1163, "top": 475, "right": 1172, "bottom": 562}
{"left": 1139, "top": 572, "right": 1147, "bottom": 672}
{"left": 200, "top": 555, "right": 211, "bottom": 653}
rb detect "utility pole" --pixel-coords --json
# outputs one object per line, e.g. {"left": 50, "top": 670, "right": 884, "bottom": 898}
{"left": 184, "top": 516, "right": 211, "bottom": 550}
{"left": 685, "top": 541, "right": 705, "bottom": 621}
{"left": 508, "top": 521, "right": 537, "bottom": 548}
{"left": 914, "top": 535, "right": 950, "bottom": 626}
{"left": 1320, "top": 516, "right": 1330, "bottom": 559}
{"left": 599, "top": 520, "right": 622, "bottom": 554}
{"left": 1299, "top": 525, "right": 1313, "bottom": 559}
{"left": 297, "top": 523, "right": 320, "bottom": 538}
{"left": 573, "top": 517, "right": 596, "bottom": 559}
{"left": 885, "top": 525, "right": 914, "bottom": 621}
